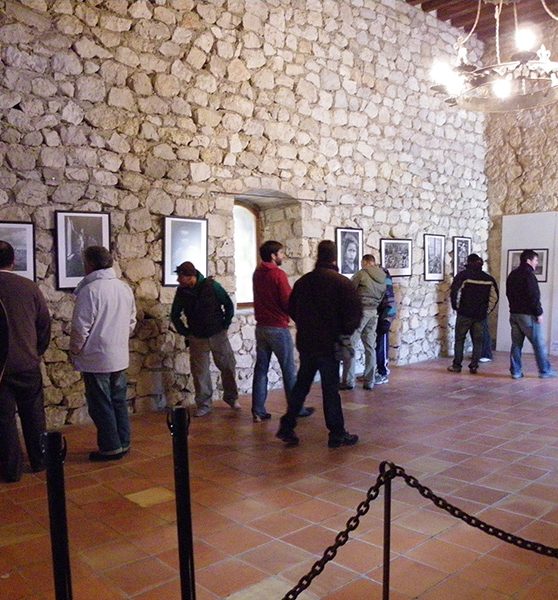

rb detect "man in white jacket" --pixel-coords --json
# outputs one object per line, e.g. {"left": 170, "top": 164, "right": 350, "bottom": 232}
{"left": 70, "top": 246, "right": 136, "bottom": 462}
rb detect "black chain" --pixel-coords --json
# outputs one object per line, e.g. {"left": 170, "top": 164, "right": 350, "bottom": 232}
{"left": 282, "top": 461, "right": 558, "bottom": 599}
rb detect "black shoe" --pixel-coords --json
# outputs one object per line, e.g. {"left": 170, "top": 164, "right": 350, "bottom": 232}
{"left": 328, "top": 432, "right": 359, "bottom": 448}
{"left": 339, "top": 383, "right": 354, "bottom": 390}
{"left": 89, "top": 450, "right": 125, "bottom": 462}
{"left": 276, "top": 428, "right": 299, "bottom": 447}
{"left": 298, "top": 406, "right": 315, "bottom": 418}
{"left": 252, "top": 412, "right": 272, "bottom": 423}
{"left": 363, "top": 384, "right": 373, "bottom": 390}
{"left": 469, "top": 366, "right": 478, "bottom": 374}
{"left": 447, "top": 365, "right": 462, "bottom": 373}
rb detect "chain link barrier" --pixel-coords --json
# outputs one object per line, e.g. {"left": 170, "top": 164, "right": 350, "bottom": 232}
{"left": 282, "top": 461, "right": 558, "bottom": 600}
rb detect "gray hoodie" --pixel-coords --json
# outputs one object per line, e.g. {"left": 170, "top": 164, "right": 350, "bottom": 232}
{"left": 351, "top": 265, "right": 387, "bottom": 309}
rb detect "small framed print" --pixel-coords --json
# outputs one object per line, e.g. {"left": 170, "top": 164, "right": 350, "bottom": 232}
{"left": 424, "top": 234, "right": 445, "bottom": 281}
{"left": 55, "top": 211, "right": 111, "bottom": 289}
{"left": 163, "top": 216, "right": 208, "bottom": 286}
{"left": 380, "top": 238, "right": 412, "bottom": 277}
{"left": 336, "top": 227, "right": 363, "bottom": 277}
{"left": 453, "top": 236, "right": 472, "bottom": 276}
{"left": 0, "top": 221, "right": 35, "bottom": 281}
{"left": 507, "top": 248, "right": 549, "bottom": 283}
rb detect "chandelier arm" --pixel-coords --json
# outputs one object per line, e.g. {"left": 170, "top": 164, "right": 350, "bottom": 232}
{"left": 460, "top": 0, "right": 483, "bottom": 45}
{"left": 513, "top": 2, "right": 518, "bottom": 33}
{"left": 540, "top": 0, "right": 558, "bottom": 21}
{"left": 495, "top": 1, "right": 503, "bottom": 64}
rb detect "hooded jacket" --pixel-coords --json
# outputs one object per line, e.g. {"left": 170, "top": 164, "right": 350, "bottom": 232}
{"left": 351, "top": 264, "right": 387, "bottom": 310}
{"left": 171, "top": 271, "right": 234, "bottom": 338}
{"left": 70, "top": 268, "right": 136, "bottom": 373}
{"left": 253, "top": 261, "right": 291, "bottom": 328}
{"left": 450, "top": 265, "right": 499, "bottom": 320}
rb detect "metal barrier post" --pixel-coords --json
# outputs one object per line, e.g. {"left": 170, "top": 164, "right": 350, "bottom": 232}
{"left": 168, "top": 407, "right": 196, "bottom": 600}
{"left": 43, "top": 431, "right": 72, "bottom": 600}
{"left": 382, "top": 468, "right": 392, "bottom": 600}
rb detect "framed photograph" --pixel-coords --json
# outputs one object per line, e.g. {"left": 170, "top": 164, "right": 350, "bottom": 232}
{"left": 424, "top": 234, "right": 445, "bottom": 281}
{"left": 55, "top": 211, "right": 110, "bottom": 289}
{"left": 380, "top": 238, "right": 412, "bottom": 277}
{"left": 163, "top": 216, "right": 208, "bottom": 286}
{"left": 336, "top": 227, "right": 363, "bottom": 277}
{"left": 452, "top": 236, "right": 472, "bottom": 276}
{"left": 0, "top": 221, "right": 35, "bottom": 281}
{"left": 507, "top": 248, "right": 549, "bottom": 282}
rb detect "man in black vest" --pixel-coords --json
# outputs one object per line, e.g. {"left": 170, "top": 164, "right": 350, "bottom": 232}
{"left": 171, "top": 261, "right": 239, "bottom": 416}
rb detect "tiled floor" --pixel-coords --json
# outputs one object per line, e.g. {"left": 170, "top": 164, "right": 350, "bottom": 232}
{"left": 1, "top": 353, "right": 557, "bottom": 599}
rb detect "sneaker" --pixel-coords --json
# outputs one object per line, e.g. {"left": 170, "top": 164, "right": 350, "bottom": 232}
{"left": 89, "top": 450, "right": 125, "bottom": 462}
{"left": 447, "top": 365, "right": 462, "bottom": 373}
{"left": 224, "top": 398, "right": 241, "bottom": 410}
{"left": 339, "top": 383, "right": 354, "bottom": 390}
{"left": 363, "top": 384, "right": 373, "bottom": 390}
{"left": 511, "top": 373, "right": 524, "bottom": 380}
{"left": 252, "top": 412, "right": 272, "bottom": 423}
{"left": 328, "top": 432, "right": 359, "bottom": 448}
{"left": 374, "top": 374, "right": 389, "bottom": 385}
{"left": 539, "top": 371, "right": 557, "bottom": 379}
{"left": 298, "top": 406, "right": 315, "bottom": 418}
{"left": 469, "top": 366, "right": 478, "bottom": 374}
{"left": 276, "top": 427, "right": 299, "bottom": 447}
{"left": 479, "top": 357, "right": 492, "bottom": 363}
{"left": 195, "top": 406, "right": 212, "bottom": 417}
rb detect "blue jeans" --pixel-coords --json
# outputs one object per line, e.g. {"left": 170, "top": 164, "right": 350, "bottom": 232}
{"left": 83, "top": 371, "right": 130, "bottom": 454}
{"left": 252, "top": 327, "right": 296, "bottom": 417}
{"left": 509, "top": 314, "right": 551, "bottom": 376}
{"left": 452, "top": 315, "right": 483, "bottom": 369}
{"left": 280, "top": 353, "right": 345, "bottom": 437}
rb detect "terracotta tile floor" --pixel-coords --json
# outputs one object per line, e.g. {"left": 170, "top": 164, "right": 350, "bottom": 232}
{"left": 1, "top": 353, "right": 557, "bottom": 599}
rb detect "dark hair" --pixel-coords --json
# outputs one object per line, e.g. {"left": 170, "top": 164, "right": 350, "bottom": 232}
{"left": 317, "top": 240, "right": 336, "bottom": 264}
{"left": 466, "top": 253, "right": 483, "bottom": 269}
{"left": 259, "top": 240, "right": 283, "bottom": 262}
{"left": 362, "top": 254, "right": 376, "bottom": 263}
{"left": 0, "top": 241, "right": 15, "bottom": 269}
{"left": 342, "top": 234, "right": 358, "bottom": 255}
{"left": 520, "top": 249, "right": 538, "bottom": 263}
{"left": 84, "top": 246, "right": 113, "bottom": 271}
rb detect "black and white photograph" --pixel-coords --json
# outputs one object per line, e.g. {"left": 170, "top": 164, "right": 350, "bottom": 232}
{"left": 452, "top": 236, "right": 472, "bottom": 276}
{"left": 56, "top": 211, "right": 110, "bottom": 289}
{"left": 380, "top": 238, "right": 412, "bottom": 277}
{"left": 424, "top": 234, "right": 445, "bottom": 281}
{"left": 507, "top": 248, "right": 549, "bottom": 282}
{"left": 0, "top": 221, "right": 35, "bottom": 281}
{"left": 336, "top": 227, "right": 363, "bottom": 277}
{"left": 163, "top": 216, "right": 208, "bottom": 286}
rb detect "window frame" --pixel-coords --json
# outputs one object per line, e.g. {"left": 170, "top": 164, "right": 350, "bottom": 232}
{"left": 233, "top": 201, "right": 261, "bottom": 309}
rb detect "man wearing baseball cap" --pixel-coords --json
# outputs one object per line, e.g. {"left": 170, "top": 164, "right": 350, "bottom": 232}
{"left": 171, "top": 261, "right": 239, "bottom": 416}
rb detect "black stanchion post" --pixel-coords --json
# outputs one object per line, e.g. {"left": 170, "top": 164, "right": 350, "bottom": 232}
{"left": 43, "top": 431, "right": 72, "bottom": 600}
{"left": 168, "top": 407, "right": 196, "bottom": 600}
{"left": 382, "top": 465, "right": 392, "bottom": 600}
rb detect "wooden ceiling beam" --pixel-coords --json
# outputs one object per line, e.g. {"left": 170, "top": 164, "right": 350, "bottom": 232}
{"left": 437, "top": 2, "right": 484, "bottom": 23}
{"left": 420, "top": 0, "right": 456, "bottom": 11}
{"left": 471, "top": 5, "right": 551, "bottom": 38}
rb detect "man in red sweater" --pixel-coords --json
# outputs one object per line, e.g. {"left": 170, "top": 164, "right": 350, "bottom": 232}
{"left": 251, "top": 241, "right": 314, "bottom": 422}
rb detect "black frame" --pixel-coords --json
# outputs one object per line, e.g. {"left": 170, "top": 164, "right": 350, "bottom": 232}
{"left": 0, "top": 221, "right": 35, "bottom": 281}
{"left": 452, "top": 236, "right": 472, "bottom": 276}
{"left": 336, "top": 227, "right": 363, "bottom": 277}
{"left": 380, "top": 238, "right": 412, "bottom": 277}
{"left": 163, "top": 216, "right": 208, "bottom": 286}
{"left": 424, "top": 234, "right": 445, "bottom": 281}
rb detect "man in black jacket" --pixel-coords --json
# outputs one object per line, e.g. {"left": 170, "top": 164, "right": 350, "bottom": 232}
{"left": 506, "top": 249, "right": 556, "bottom": 379}
{"left": 276, "top": 241, "right": 362, "bottom": 448}
{"left": 448, "top": 254, "right": 498, "bottom": 374}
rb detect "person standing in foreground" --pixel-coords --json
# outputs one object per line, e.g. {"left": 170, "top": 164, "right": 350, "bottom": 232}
{"left": 277, "top": 240, "right": 362, "bottom": 448}
{"left": 70, "top": 246, "right": 136, "bottom": 462}
{"left": 447, "top": 254, "right": 498, "bottom": 375}
{"left": 506, "top": 249, "right": 556, "bottom": 379}
{"left": 374, "top": 267, "right": 396, "bottom": 385}
{"left": 251, "top": 241, "right": 314, "bottom": 422}
{"left": 340, "top": 254, "right": 386, "bottom": 390}
{"left": 0, "top": 241, "right": 51, "bottom": 482}
{"left": 171, "top": 261, "right": 239, "bottom": 416}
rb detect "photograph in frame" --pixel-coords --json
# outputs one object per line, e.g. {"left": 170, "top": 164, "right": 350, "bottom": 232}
{"left": 452, "top": 236, "right": 472, "bottom": 276}
{"left": 0, "top": 221, "right": 35, "bottom": 281}
{"left": 55, "top": 211, "right": 110, "bottom": 289}
{"left": 424, "top": 234, "right": 445, "bottom": 281}
{"left": 163, "top": 216, "right": 208, "bottom": 286}
{"left": 336, "top": 227, "right": 363, "bottom": 277}
{"left": 380, "top": 238, "right": 412, "bottom": 277}
{"left": 507, "top": 248, "right": 549, "bottom": 283}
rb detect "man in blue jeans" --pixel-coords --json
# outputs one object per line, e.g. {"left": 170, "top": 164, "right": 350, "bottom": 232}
{"left": 506, "top": 249, "right": 556, "bottom": 379}
{"left": 251, "top": 240, "right": 314, "bottom": 422}
{"left": 70, "top": 246, "right": 136, "bottom": 461}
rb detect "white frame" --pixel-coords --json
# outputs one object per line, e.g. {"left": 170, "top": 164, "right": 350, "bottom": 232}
{"left": 163, "top": 216, "right": 208, "bottom": 286}
{"left": 507, "top": 248, "right": 549, "bottom": 283}
{"left": 0, "top": 221, "right": 35, "bottom": 281}
{"left": 380, "top": 238, "right": 412, "bottom": 277}
{"left": 424, "top": 234, "right": 445, "bottom": 281}
{"left": 55, "top": 211, "right": 110, "bottom": 289}
{"left": 336, "top": 227, "right": 363, "bottom": 277}
{"left": 453, "top": 236, "right": 472, "bottom": 276}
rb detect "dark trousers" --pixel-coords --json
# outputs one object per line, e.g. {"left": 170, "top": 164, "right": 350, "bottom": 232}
{"left": 375, "top": 319, "right": 390, "bottom": 377}
{"left": 280, "top": 353, "right": 345, "bottom": 437}
{"left": 0, "top": 368, "right": 45, "bottom": 482}
{"left": 452, "top": 316, "right": 483, "bottom": 369}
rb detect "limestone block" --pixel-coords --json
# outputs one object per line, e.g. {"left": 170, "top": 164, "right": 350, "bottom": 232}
{"left": 15, "top": 180, "right": 48, "bottom": 206}
{"left": 117, "top": 232, "right": 147, "bottom": 259}
{"left": 108, "top": 87, "right": 136, "bottom": 110}
{"left": 223, "top": 95, "right": 254, "bottom": 117}
{"left": 85, "top": 105, "right": 127, "bottom": 129}
{"left": 75, "top": 76, "right": 106, "bottom": 102}
{"left": 190, "top": 162, "right": 211, "bottom": 182}
{"left": 48, "top": 363, "right": 82, "bottom": 389}
{"left": 154, "top": 74, "right": 180, "bottom": 97}
{"left": 99, "top": 14, "right": 132, "bottom": 32}
{"left": 146, "top": 188, "right": 174, "bottom": 215}
{"left": 45, "top": 406, "right": 68, "bottom": 429}
{"left": 128, "top": 207, "right": 152, "bottom": 232}
{"left": 129, "top": 0, "right": 152, "bottom": 19}
{"left": 194, "top": 107, "right": 221, "bottom": 128}
{"left": 129, "top": 72, "right": 153, "bottom": 96}
{"left": 227, "top": 58, "right": 251, "bottom": 82}
{"left": 174, "top": 352, "right": 189, "bottom": 374}
{"left": 6, "top": 146, "right": 36, "bottom": 170}
{"left": 52, "top": 51, "right": 82, "bottom": 75}
{"left": 186, "top": 47, "right": 207, "bottom": 70}
{"left": 0, "top": 190, "right": 8, "bottom": 206}
{"left": 137, "top": 279, "right": 159, "bottom": 300}
{"left": 115, "top": 46, "right": 140, "bottom": 68}
{"left": 39, "top": 147, "right": 66, "bottom": 168}
{"left": 125, "top": 258, "right": 156, "bottom": 283}
{"left": 73, "top": 37, "right": 110, "bottom": 59}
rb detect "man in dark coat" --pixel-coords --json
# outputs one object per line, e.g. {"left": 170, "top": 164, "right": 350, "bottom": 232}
{"left": 0, "top": 241, "right": 51, "bottom": 482}
{"left": 506, "top": 249, "right": 556, "bottom": 379}
{"left": 277, "top": 240, "right": 362, "bottom": 448}
{"left": 447, "top": 254, "right": 499, "bottom": 374}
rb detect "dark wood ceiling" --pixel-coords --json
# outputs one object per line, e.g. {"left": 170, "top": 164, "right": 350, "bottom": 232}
{"left": 405, "top": 0, "right": 555, "bottom": 43}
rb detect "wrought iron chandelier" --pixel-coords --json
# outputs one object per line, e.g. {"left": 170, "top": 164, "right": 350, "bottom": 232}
{"left": 430, "top": 0, "right": 558, "bottom": 112}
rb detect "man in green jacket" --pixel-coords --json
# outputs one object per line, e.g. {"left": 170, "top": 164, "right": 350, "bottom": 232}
{"left": 171, "top": 261, "right": 239, "bottom": 416}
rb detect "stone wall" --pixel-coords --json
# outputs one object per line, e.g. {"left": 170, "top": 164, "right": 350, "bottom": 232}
{"left": 0, "top": 0, "right": 487, "bottom": 426}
